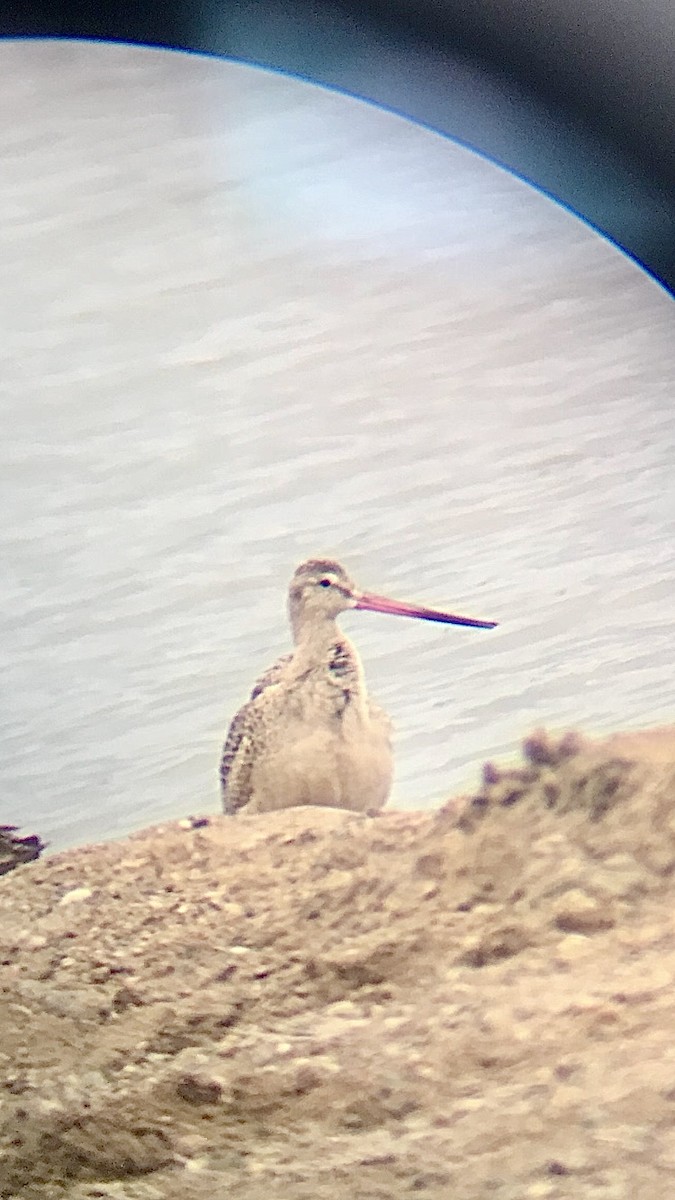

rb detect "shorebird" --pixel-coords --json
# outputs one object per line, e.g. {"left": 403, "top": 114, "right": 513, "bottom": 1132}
{"left": 220, "top": 558, "right": 497, "bottom": 815}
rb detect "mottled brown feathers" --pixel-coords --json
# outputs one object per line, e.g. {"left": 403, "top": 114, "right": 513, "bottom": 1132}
{"left": 220, "top": 653, "right": 293, "bottom": 813}
{"left": 249, "top": 653, "right": 293, "bottom": 700}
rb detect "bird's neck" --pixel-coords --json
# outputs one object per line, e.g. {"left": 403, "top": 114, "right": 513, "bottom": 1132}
{"left": 291, "top": 618, "right": 364, "bottom": 691}
{"left": 289, "top": 620, "right": 367, "bottom": 720}
{"left": 290, "top": 611, "right": 340, "bottom": 651}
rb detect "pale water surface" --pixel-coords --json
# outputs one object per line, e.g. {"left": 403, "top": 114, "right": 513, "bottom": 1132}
{"left": 1, "top": 41, "right": 673, "bottom": 851}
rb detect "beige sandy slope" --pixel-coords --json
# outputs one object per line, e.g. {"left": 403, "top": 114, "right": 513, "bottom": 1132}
{"left": 1, "top": 725, "right": 675, "bottom": 1199}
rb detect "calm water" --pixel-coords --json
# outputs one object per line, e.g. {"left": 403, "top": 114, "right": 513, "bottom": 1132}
{"left": 1, "top": 41, "right": 673, "bottom": 851}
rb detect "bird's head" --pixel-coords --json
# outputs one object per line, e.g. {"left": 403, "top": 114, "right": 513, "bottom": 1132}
{"left": 288, "top": 559, "right": 357, "bottom": 632}
{"left": 288, "top": 557, "right": 497, "bottom": 642}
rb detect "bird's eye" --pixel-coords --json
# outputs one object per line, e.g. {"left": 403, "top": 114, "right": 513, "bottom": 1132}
{"left": 319, "top": 577, "right": 332, "bottom": 588}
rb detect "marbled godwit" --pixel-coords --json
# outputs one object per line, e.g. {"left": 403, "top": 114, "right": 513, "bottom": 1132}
{"left": 220, "top": 558, "right": 497, "bottom": 815}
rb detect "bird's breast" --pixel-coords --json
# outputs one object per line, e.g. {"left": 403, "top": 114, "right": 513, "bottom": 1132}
{"left": 246, "top": 701, "right": 393, "bottom": 814}
{"left": 283, "top": 677, "right": 361, "bottom": 727}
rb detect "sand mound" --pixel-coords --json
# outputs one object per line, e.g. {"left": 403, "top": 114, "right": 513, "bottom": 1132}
{"left": 1, "top": 725, "right": 675, "bottom": 1199}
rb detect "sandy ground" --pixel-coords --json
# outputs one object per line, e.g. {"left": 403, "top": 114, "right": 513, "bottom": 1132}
{"left": 2, "top": 724, "right": 675, "bottom": 1199}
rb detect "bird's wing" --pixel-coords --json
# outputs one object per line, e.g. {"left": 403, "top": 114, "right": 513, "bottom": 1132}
{"left": 248, "top": 652, "right": 293, "bottom": 700}
{"left": 220, "top": 652, "right": 293, "bottom": 813}
{"left": 219, "top": 700, "right": 259, "bottom": 814}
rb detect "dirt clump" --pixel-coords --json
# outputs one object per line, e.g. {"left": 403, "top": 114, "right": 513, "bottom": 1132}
{"left": 0, "top": 828, "right": 44, "bottom": 877}
{"left": 1, "top": 725, "right": 675, "bottom": 1199}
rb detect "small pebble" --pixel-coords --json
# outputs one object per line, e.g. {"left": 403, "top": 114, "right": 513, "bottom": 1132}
{"left": 59, "top": 887, "right": 93, "bottom": 906}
